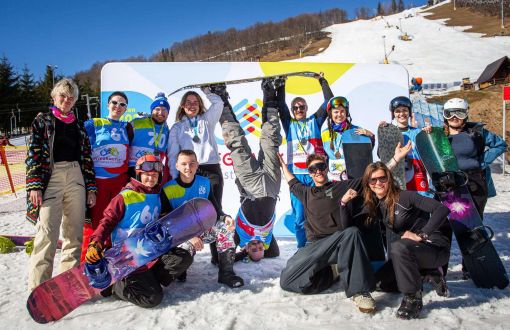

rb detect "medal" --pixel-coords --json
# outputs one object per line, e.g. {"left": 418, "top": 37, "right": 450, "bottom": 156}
{"left": 192, "top": 135, "right": 201, "bottom": 143}
{"left": 335, "top": 151, "right": 341, "bottom": 159}
{"left": 300, "top": 138, "right": 308, "bottom": 146}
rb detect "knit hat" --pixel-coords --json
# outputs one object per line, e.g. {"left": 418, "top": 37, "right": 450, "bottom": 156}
{"left": 150, "top": 92, "right": 170, "bottom": 112}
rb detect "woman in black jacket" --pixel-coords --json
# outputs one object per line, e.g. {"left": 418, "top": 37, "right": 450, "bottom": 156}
{"left": 340, "top": 161, "right": 450, "bottom": 320}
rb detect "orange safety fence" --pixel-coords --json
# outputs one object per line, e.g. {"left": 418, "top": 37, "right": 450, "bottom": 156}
{"left": 0, "top": 146, "right": 27, "bottom": 196}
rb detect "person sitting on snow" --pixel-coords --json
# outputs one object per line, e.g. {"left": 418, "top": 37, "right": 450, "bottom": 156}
{"left": 85, "top": 155, "right": 192, "bottom": 308}
{"left": 160, "top": 148, "right": 244, "bottom": 288}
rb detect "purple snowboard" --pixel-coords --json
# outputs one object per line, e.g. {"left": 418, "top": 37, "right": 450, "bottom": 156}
{"left": 27, "top": 198, "right": 217, "bottom": 323}
{"left": 0, "top": 235, "right": 62, "bottom": 249}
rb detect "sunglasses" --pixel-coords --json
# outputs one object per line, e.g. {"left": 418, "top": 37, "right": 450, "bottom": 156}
{"left": 443, "top": 109, "right": 467, "bottom": 120}
{"left": 368, "top": 176, "right": 388, "bottom": 185}
{"left": 136, "top": 161, "right": 163, "bottom": 173}
{"left": 292, "top": 105, "right": 306, "bottom": 111}
{"left": 327, "top": 96, "right": 349, "bottom": 112}
{"left": 308, "top": 162, "right": 328, "bottom": 174}
{"left": 110, "top": 100, "right": 127, "bottom": 108}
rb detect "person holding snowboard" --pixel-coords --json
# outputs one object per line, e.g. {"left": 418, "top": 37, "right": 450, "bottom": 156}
{"left": 379, "top": 96, "right": 431, "bottom": 196}
{"left": 321, "top": 96, "right": 375, "bottom": 182}
{"left": 160, "top": 148, "right": 244, "bottom": 288}
{"left": 26, "top": 78, "right": 97, "bottom": 292}
{"left": 85, "top": 155, "right": 193, "bottom": 308}
{"left": 168, "top": 87, "right": 226, "bottom": 262}
{"left": 216, "top": 79, "right": 282, "bottom": 263}
{"left": 342, "top": 161, "right": 450, "bottom": 319}
{"left": 81, "top": 91, "right": 131, "bottom": 262}
{"left": 276, "top": 72, "right": 333, "bottom": 248}
{"left": 128, "top": 93, "right": 170, "bottom": 180}
{"left": 278, "top": 142, "right": 412, "bottom": 314}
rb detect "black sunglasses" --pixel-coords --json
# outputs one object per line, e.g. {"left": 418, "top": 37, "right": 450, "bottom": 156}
{"left": 110, "top": 100, "right": 127, "bottom": 108}
{"left": 292, "top": 105, "right": 306, "bottom": 111}
{"left": 308, "top": 162, "right": 327, "bottom": 174}
{"left": 368, "top": 176, "right": 388, "bottom": 185}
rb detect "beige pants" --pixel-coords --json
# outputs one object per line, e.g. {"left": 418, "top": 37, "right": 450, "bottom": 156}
{"left": 28, "top": 161, "right": 86, "bottom": 292}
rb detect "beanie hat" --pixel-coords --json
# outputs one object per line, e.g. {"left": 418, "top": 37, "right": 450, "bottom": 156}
{"left": 150, "top": 92, "right": 170, "bottom": 112}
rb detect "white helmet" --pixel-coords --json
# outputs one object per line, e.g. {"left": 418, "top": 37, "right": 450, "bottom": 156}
{"left": 443, "top": 98, "right": 468, "bottom": 111}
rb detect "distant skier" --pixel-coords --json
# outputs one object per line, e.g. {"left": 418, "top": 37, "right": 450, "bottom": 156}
{"left": 277, "top": 72, "right": 333, "bottom": 247}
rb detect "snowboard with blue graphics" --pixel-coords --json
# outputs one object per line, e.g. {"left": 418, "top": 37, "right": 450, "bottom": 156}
{"left": 416, "top": 128, "right": 508, "bottom": 289}
{"left": 341, "top": 128, "right": 373, "bottom": 179}
{"left": 27, "top": 198, "right": 217, "bottom": 323}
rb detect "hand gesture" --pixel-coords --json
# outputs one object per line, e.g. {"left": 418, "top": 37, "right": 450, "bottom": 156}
{"left": 379, "top": 121, "right": 388, "bottom": 127}
{"left": 422, "top": 124, "right": 433, "bottom": 134}
{"left": 393, "top": 140, "right": 412, "bottom": 162}
{"left": 277, "top": 152, "right": 287, "bottom": 168}
{"left": 355, "top": 127, "right": 374, "bottom": 137}
{"left": 341, "top": 188, "right": 358, "bottom": 205}
{"left": 224, "top": 216, "right": 235, "bottom": 232}
{"left": 189, "top": 236, "right": 204, "bottom": 251}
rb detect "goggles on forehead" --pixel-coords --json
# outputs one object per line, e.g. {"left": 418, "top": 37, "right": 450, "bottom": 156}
{"left": 136, "top": 161, "right": 163, "bottom": 173}
{"left": 443, "top": 109, "right": 467, "bottom": 120}
{"left": 308, "top": 162, "right": 328, "bottom": 174}
{"left": 326, "top": 96, "right": 349, "bottom": 112}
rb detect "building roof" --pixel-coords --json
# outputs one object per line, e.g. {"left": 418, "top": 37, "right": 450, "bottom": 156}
{"left": 475, "top": 56, "right": 510, "bottom": 84}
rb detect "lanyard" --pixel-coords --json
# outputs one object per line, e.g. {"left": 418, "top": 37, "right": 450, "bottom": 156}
{"left": 186, "top": 116, "right": 200, "bottom": 142}
{"left": 151, "top": 120, "right": 165, "bottom": 148}
{"left": 333, "top": 131, "right": 344, "bottom": 159}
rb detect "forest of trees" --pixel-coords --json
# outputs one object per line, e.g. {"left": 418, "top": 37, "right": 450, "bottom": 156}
{"left": 457, "top": 0, "right": 510, "bottom": 17}
{"left": 1, "top": 1, "right": 417, "bottom": 136}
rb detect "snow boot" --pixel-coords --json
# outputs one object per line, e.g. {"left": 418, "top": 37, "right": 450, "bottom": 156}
{"left": 218, "top": 248, "right": 244, "bottom": 288}
{"left": 210, "top": 242, "right": 219, "bottom": 266}
{"left": 396, "top": 291, "right": 423, "bottom": 320}
{"left": 423, "top": 268, "right": 449, "bottom": 297}
{"left": 352, "top": 292, "right": 375, "bottom": 313}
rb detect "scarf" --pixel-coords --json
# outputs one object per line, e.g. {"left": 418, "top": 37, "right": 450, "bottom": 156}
{"left": 332, "top": 121, "right": 348, "bottom": 132}
{"left": 51, "top": 106, "right": 76, "bottom": 124}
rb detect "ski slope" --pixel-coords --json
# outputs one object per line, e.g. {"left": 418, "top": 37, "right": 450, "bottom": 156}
{"left": 1, "top": 1, "right": 510, "bottom": 329}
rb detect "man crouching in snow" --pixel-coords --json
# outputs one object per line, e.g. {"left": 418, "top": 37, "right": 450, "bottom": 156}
{"left": 85, "top": 155, "right": 192, "bottom": 308}
{"left": 278, "top": 142, "right": 411, "bottom": 313}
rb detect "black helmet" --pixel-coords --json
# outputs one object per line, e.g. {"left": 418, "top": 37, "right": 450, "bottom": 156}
{"left": 389, "top": 96, "right": 412, "bottom": 119}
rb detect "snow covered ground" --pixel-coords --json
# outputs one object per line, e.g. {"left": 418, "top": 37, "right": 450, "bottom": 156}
{"left": 2, "top": 1, "right": 510, "bottom": 328}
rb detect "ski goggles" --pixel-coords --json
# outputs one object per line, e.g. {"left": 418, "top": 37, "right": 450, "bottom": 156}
{"left": 443, "top": 109, "right": 467, "bottom": 120}
{"left": 326, "top": 96, "right": 349, "bottom": 112}
{"left": 110, "top": 100, "right": 127, "bottom": 108}
{"left": 308, "top": 162, "right": 328, "bottom": 174}
{"left": 136, "top": 161, "right": 163, "bottom": 173}
{"left": 368, "top": 176, "right": 388, "bottom": 185}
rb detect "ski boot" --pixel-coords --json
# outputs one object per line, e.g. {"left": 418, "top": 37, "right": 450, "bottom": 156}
{"left": 422, "top": 268, "right": 449, "bottom": 297}
{"left": 218, "top": 248, "right": 244, "bottom": 288}
{"left": 396, "top": 291, "right": 423, "bottom": 320}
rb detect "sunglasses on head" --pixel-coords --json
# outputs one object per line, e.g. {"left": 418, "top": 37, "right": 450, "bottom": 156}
{"left": 136, "top": 161, "right": 163, "bottom": 173}
{"left": 443, "top": 109, "right": 467, "bottom": 120}
{"left": 368, "top": 176, "right": 388, "bottom": 185}
{"left": 292, "top": 105, "right": 306, "bottom": 111}
{"left": 308, "top": 162, "right": 328, "bottom": 174}
{"left": 327, "top": 96, "right": 349, "bottom": 112}
{"left": 110, "top": 100, "right": 127, "bottom": 108}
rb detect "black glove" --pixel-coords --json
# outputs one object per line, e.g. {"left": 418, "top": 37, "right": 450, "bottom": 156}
{"left": 261, "top": 78, "right": 277, "bottom": 103}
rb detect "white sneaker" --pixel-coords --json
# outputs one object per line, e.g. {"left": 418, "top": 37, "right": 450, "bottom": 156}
{"left": 352, "top": 292, "right": 376, "bottom": 313}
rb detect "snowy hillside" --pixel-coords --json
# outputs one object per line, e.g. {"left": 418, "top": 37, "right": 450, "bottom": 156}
{"left": 299, "top": 1, "right": 510, "bottom": 84}
{"left": 1, "top": 1, "right": 510, "bottom": 329}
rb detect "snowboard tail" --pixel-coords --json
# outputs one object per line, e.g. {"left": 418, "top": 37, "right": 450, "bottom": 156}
{"left": 377, "top": 124, "right": 405, "bottom": 189}
{"left": 342, "top": 128, "right": 373, "bottom": 179}
{"left": 27, "top": 198, "right": 217, "bottom": 323}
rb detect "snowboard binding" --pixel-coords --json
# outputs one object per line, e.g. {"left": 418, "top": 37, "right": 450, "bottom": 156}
{"left": 144, "top": 221, "right": 173, "bottom": 252}
{"left": 431, "top": 171, "right": 468, "bottom": 192}
{"left": 84, "top": 258, "right": 112, "bottom": 289}
{"left": 462, "top": 225, "right": 494, "bottom": 255}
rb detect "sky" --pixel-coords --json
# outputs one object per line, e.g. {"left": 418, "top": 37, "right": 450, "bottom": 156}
{"left": 0, "top": 0, "right": 427, "bottom": 79}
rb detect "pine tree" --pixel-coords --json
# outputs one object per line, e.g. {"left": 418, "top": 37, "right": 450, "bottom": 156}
{"left": 391, "top": 0, "right": 398, "bottom": 13}
{"left": 19, "top": 64, "right": 36, "bottom": 101}
{"left": 377, "top": 2, "right": 385, "bottom": 16}
{"left": 0, "top": 55, "right": 19, "bottom": 106}
{"left": 35, "top": 65, "right": 55, "bottom": 106}
{"left": 398, "top": 0, "right": 405, "bottom": 12}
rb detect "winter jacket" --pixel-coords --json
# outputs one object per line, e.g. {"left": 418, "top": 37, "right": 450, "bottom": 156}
{"left": 25, "top": 111, "right": 96, "bottom": 224}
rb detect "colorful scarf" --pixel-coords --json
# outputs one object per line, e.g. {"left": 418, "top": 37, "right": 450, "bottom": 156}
{"left": 51, "top": 106, "right": 76, "bottom": 124}
{"left": 332, "top": 121, "right": 348, "bottom": 132}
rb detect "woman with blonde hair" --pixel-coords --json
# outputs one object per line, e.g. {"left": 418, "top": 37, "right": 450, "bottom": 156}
{"left": 26, "top": 78, "right": 96, "bottom": 292}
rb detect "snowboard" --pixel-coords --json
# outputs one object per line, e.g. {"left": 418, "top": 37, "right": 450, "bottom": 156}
{"left": 377, "top": 124, "right": 405, "bottom": 189}
{"left": 342, "top": 128, "right": 373, "bottom": 179}
{"left": 168, "top": 71, "right": 317, "bottom": 96}
{"left": 0, "top": 235, "right": 62, "bottom": 249}
{"left": 27, "top": 198, "right": 217, "bottom": 324}
{"left": 416, "top": 127, "right": 509, "bottom": 289}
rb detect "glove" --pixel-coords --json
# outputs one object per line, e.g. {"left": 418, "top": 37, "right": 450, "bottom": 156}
{"left": 85, "top": 241, "right": 104, "bottom": 264}
{"left": 261, "top": 78, "right": 277, "bottom": 103}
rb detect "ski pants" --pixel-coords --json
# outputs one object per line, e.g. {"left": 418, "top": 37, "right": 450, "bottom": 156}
{"left": 80, "top": 173, "right": 128, "bottom": 262}
{"left": 28, "top": 161, "right": 86, "bottom": 292}
{"left": 112, "top": 247, "right": 192, "bottom": 308}
{"left": 280, "top": 227, "right": 375, "bottom": 298}
{"left": 390, "top": 238, "right": 450, "bottom": 294}
{"left": 290, "top": 173, "right": 314, "bottom": 248}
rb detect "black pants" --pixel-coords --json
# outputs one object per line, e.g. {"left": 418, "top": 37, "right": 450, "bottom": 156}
{"left": 197, "top": 163, "right": 224, "bottom": 207}
{"left": 113, "top": 248, "right": 192, "bottom": 308}
{"left": 466, "top": 169, "right": 488, "bottom": 219}
{"left": 280, "top": 227, "right": 375, "bottom": 297}
{"left": 390, "top": 239, "right": 450, "bottom": 294}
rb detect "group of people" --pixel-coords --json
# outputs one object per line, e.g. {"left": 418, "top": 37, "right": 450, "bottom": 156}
{"left": 25, "top": 75, "right": 507, "bottom": 320}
